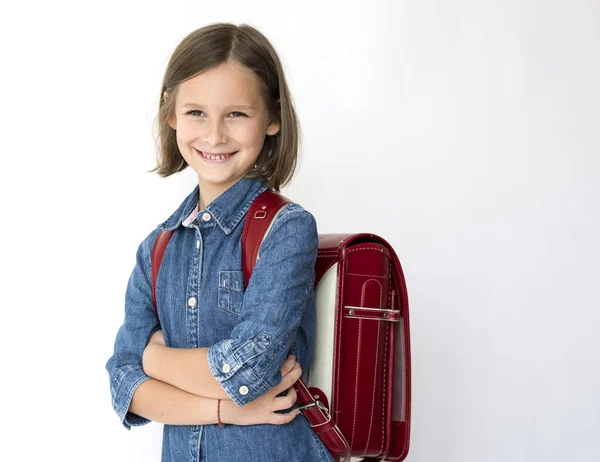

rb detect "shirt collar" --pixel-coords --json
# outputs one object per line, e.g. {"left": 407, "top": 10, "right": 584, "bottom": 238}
{"left": 158, "top": 176, "right": 268, "bottom": 235}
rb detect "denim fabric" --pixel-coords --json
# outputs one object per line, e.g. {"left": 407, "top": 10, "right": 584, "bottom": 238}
{"left": 105, "top": 176, "right": 334, "bottom": 462}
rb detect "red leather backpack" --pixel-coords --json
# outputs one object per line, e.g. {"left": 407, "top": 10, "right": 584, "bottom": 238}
{"left": 151, "top": 190, "right": 411, "bottom": 461}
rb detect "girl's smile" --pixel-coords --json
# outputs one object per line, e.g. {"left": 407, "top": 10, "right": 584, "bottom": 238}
{"left": 195, "top": 148, "right": 239, "bottom": 163}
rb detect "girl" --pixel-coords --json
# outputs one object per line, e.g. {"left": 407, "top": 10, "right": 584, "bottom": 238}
{"left": 105, "top": 23, "right": 335, "bottom": 462}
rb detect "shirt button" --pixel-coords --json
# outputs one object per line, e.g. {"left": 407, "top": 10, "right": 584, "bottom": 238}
{"left": 222, "top": 363, "right": 230, "bottom": 373}
{"left": 201, "top": 212, "right": 211, "bottom": 222}
{"left": 196, "top": 239, "right": 200, "bottom": 249}
{"left": 188, "top": 297, "right": 196, "bottom": 308}
{"left": 239, "top": 385, "right": 249, "bottom": 395}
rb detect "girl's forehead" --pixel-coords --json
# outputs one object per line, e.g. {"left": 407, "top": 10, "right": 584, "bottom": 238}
{"left": 177, "top": 62, "right": 265, "bottom": 106}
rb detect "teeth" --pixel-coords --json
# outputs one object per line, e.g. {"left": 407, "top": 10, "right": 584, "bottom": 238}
{"left": 200, "top": 150, "right": 232, "bottom": 160}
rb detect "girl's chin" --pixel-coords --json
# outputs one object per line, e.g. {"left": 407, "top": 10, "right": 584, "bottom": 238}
{"left": 194, "top": 171, "right": 247, "bottom": 186}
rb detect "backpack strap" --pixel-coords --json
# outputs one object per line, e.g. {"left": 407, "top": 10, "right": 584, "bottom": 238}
{"left": 241, "top": 189, "right": 351, "bottom": 461}
{"left": 241, "top": 189, "right": 292, "bottom": 288}
{"left": 150, "top": 229, "right": 174, "bottom": 321}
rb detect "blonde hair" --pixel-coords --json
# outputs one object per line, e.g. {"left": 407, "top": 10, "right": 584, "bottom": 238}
{"left": 151, "top": 23, "right": 301, "bottom": 192}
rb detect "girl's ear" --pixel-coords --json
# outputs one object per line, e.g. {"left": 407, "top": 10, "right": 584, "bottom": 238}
{"left": 266, "top": 118, "right": 280, "bottom": 136}
{"left": 163, "top": 91, "right": 177, "bottom": 129}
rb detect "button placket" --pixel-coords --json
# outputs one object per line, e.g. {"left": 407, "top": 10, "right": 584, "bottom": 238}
{"left": 184, "top": 228, "right": 202, "bottom": 348}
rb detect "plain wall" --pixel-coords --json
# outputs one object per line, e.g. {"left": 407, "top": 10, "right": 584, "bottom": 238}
{"left": 1, "top": 1, "right": 599, "bottom": 461}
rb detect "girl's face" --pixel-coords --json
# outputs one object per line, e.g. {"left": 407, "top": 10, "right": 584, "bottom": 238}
{"left": 166, "top": 60, "right": 280, "bottom": 202}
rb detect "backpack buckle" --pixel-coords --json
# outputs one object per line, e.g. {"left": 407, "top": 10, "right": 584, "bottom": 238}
{"left": 297, "top": 400, "right": 328, "bottom": 412}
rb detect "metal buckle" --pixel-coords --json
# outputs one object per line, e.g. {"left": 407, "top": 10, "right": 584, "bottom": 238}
{"left": 298, "top": 400, "right": 333, "bottom": 428}
{"left": 297, "top": 400, "right": 328, "bottom": 412}
{"left": 254, "top": 205, "right": 268, "bottom": 219}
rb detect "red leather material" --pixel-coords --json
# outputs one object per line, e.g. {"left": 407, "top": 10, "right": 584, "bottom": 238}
{"left": 293, "top": 379, "right": 349, "bottom": 458}
{"left": 334, "top": 242, "right": 393, "bottom": 457}
{"left": 315, "top": 235, "right": 347, "bottom": 286}
{"left": 384, "top": 422, "right": 409, "bottom": 461}
{"left": 150, "top": 229, "right": 174, "bottom": 319}
{"left": 241, "top": 189, "right": 291, "bottom": 289}
{"left": 314, "top": 233, "right": 411, "bottom": 461}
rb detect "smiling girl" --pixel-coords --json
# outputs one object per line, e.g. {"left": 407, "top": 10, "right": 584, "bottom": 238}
{"left": 105, "top": 23, "right": 334, "bottom": 462}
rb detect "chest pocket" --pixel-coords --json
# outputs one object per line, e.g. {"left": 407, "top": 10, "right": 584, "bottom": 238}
{"left": 218, "top": 270, "right": 245, "bottom": 315}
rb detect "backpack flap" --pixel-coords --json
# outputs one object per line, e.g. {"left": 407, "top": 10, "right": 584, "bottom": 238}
{"left": 351, "top": 233, "right": 411, "bottom": 462}
{"left": 311, "top": 233, "right": 410, "bottom": 460}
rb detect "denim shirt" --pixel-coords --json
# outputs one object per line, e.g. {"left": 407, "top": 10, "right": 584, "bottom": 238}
{"left": 105, "top": 176, "right": 334, "bottom": 462}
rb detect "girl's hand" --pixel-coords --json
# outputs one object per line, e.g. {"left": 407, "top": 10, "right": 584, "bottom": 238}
{"left": 225, "top": 355, "right": 303, "bottom": 426}
{"left": 149, "top": 329, "right": 166, "bottom": 346}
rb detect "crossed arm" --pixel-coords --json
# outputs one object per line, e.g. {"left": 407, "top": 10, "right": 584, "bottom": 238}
{"left": 118, "top": 206, "right": 317, "bottom": 428}
{"left": 128, "top": 330, "right": 230, "bottom": 426}
{"left": 130, "top": 331, "right": 301, "bottom": 427}
{"left": 141, "top": 330, "right": 229, "bottom": 399}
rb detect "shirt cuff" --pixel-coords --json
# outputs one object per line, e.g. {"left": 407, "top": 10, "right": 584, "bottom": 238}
{"left": 206, "top": 335, "right": 273, "bottom": 407}
{"left": 110, "top": 364, "right": 153, "bottom": 430}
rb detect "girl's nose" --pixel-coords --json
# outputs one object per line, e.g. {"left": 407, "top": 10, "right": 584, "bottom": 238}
{"left": 204, "top": 118, "right": 228, "bottom": 145}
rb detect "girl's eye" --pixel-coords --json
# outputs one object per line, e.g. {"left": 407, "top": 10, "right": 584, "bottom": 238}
{"left": 186, "top": 110, "right": 247, "bottom": 118}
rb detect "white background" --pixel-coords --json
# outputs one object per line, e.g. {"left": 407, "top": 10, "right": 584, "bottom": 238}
{"left": 1, "top": 1, "right": 599, "bottom": 461}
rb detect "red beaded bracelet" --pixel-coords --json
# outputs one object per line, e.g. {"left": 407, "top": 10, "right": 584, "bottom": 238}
{"left": 217, "top": 399, "right": 225, "bottom": 428}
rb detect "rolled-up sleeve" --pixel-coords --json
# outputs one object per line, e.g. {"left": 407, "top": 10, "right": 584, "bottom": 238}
{"left": 105, "top": 229, "right": 160, "bottom": 429}
{"left": 207, "top": 204, "right": 319, "bottom": 407}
